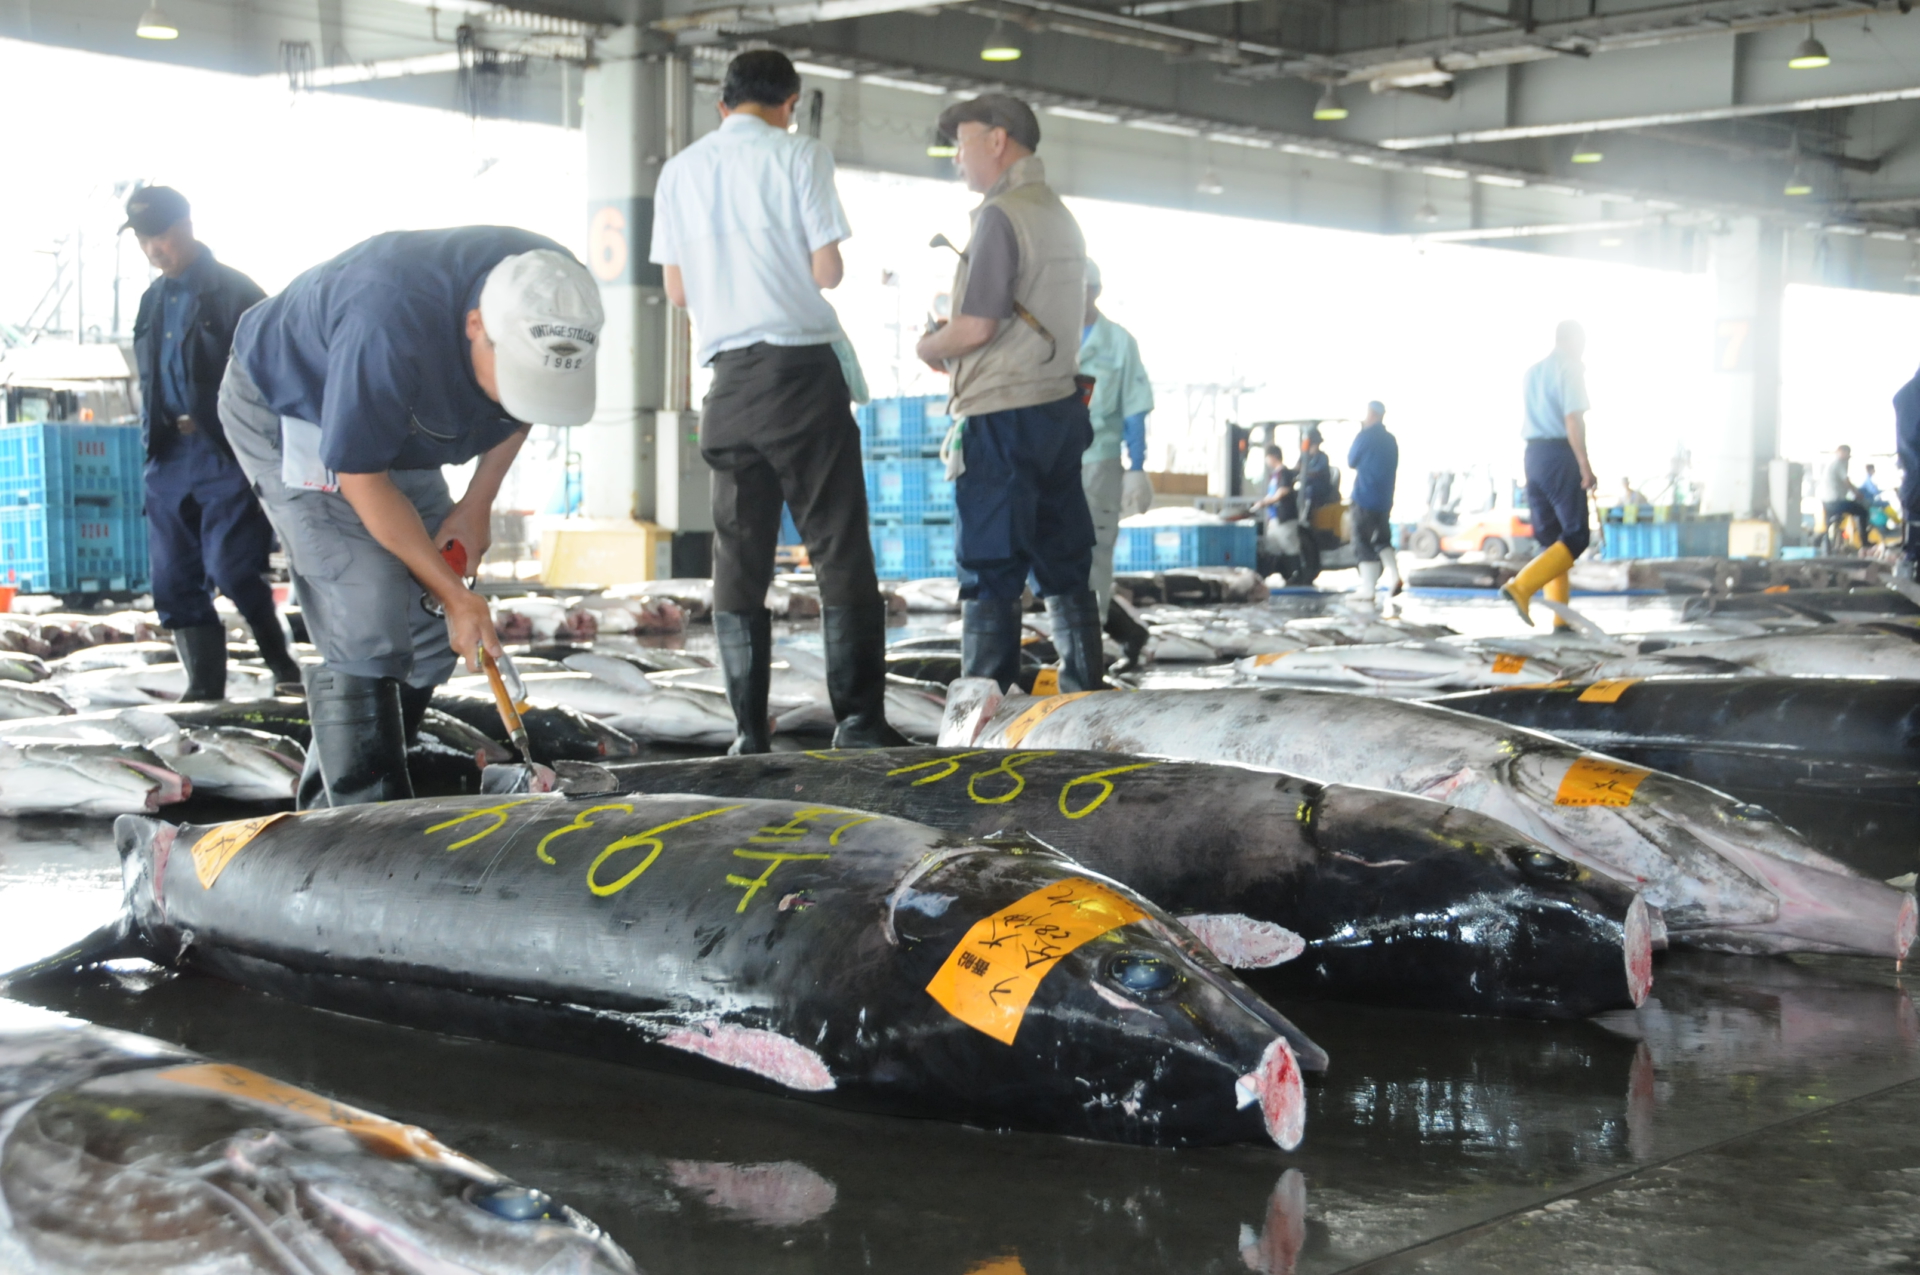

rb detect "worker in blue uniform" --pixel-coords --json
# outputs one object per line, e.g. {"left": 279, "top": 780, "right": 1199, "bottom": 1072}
{"left": 127, "top": 186, "right": 301, "bottom": 699}
{"left": 1347, "top": 400, "right": 1400, "bottom": 603}
{"left": 1894, "top": 368, "right": 1920, "bottom": 589}
{"left": 1503, "top": 320, "right": 1595, "bottom": 629}
{"left": 219, "top": 228, "right": 603, "bottom": 807}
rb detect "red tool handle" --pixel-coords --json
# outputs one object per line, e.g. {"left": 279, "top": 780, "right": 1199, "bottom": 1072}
{"left": 441, "top": 540, "right": 469, "bottom": 578}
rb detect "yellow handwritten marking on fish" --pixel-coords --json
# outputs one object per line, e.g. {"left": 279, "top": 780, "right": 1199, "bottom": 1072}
{"left": 1490, "top": 654, "right": 1528, "bottom": 674}
{"left": 926, "top": 877, "right": 1148, "bottom": 1045}
{"left": 586, "top": 805, "right": 744, "bottom": 897}
{"left": 1555, "top": 756, "right": 1652, "bottom": 808}
{"left": 749, "top": 807, "right": 875, "bottom": 846}
{"left": 1252, "top": 652, "right": 1291, "bottom": 667}
{"left": 1578, "top": 677, "right": 1643, "bottom": 704}
{"left": 536, "top": 803, "right": 635, "bottom": 865}
{"left": 155, "top": 1064, "right": 489, "bottom": 1175}
{"left": 1029, "top": 667, "right": 1060, "bottom": 696}
{"left": 726, "top": 848, "right": 833, "bottom": 912}
{"left": 1058, "top": 763, "right": 1158, "bottom": 819}
{"left": 191, "top": 813, "right": 294, "bottom": 888}
{"left": 886, "top": 751, "right": 990, "bottom": 786}
{"left": 967, "top": 752, "right": 1052, "bottom": 805}
{"left": 425, "top": 800, "right": 541, "bottom": 851}
{"left": 1000, "top": 692, "right": 1101, "bottom": 746}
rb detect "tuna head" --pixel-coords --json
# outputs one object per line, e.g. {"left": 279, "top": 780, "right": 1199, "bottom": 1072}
{"left": 2, "top": 1060, "right": 636, "bottom": 1274}
{"left": 1501, "top": 748, "right": 1914, "bottom": 959}
{"left": 1290, "top": 784, "right": 1653, "bottom": 1018}
{"left": 0, "top": 741, "right": 188, "bottom": 816}
{"left": 147, "top": 726, "right": 305, "bottom": 803}
{"left": 878, "top": 838, "right": 1325, "bottom": 1150}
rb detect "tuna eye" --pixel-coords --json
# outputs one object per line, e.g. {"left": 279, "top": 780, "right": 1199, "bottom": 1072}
{"left": 1103, "top": 950, "right": 1182, "bottom": 1000}
{"left": 1509, "top": 847, "right": 1579, "bottom": 881}
{"left": 468, "top": 1184, "right": 554, "bottom": 1221}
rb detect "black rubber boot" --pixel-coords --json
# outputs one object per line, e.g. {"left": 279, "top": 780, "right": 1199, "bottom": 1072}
{"left": 298, "top": 666, "right": 414, "bottom": 809}
{"left": 248, "top": 615, "right": 305, "bottom": 696}
{"left": 1104, "top": 598, "right": 1151, "bottom": 675}
{"left": 1046, "top": 590, "right": 1108, "bottom": 694}
{"left": 398, "top": 680, "right": 437, "bottom": 747}
{"left": 823, "top": 603, "right": 911, "bottom": 748}
{"left": 961, "top": 596, "right": 1025, "bottom": 690}
{"left": 715, "top": 609, "right": 773, "bottom": 755}
{"left": 172, "top": 624, "right": 228, "bottom": 702}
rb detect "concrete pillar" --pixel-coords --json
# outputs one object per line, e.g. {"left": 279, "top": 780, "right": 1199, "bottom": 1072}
{"left": 581, "top": 30, "right": 698, "bottom": 527}
{"left": 1700, "top": 217, "right": 1784, "bottom": 518}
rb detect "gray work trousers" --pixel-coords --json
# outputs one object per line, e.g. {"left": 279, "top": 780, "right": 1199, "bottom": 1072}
{"left": 1082, "top": 455, "right": 1125, "bottom": 616}
{"left": 218, "top": 357, "right": 458, "bottom": 688}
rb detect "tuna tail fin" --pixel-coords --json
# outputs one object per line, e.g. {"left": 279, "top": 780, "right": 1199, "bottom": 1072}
{"left": 0, "top": 917, "right": 141, "bottom": 987}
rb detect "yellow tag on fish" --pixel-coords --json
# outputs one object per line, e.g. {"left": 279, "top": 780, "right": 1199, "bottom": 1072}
{"left": 1490, "top": 654, "right": 1527, "bottom": 674}
{"left": 1578, "top": 678, "right": 1642, "bottom": 704}
{"left": 1029, "top": 667, "right": 1060, "bottom": 697}
{"left": 191, "top": 813, "right": 294, "bottom": 889}
{"left": 1555, "top": 756, "right": 1651, "bottom": 807}
{"left": 1000, "top": 691, "right": 1099, "bottom": 746}
{"left": 1252, "top": 652, "right": 1291, "bottom": 667}
{"left": 925, "top": 876, "right": 1147, "bottom": 1045}
{"left": 154, "top": 1064, "right": 489, "bottom": 1174}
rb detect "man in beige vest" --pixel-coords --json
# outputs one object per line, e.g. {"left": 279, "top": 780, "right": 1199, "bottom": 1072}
{"left": 916, "top": 94, "right": 1102, "bottom": 693}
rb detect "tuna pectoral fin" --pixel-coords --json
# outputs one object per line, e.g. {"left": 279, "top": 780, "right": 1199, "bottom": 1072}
{"left": 0, "top": 918, "right": 141, "bottom": 986}
{"left": 1235, "top": 1037, "right": 1305, "bottom": 1151}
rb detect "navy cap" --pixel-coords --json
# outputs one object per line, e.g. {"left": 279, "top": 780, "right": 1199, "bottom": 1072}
{"left": 122, "top": 186, "right": 190, "bottom": 236}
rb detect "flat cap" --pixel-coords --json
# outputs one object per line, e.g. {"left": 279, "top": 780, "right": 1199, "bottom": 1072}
{"left": 936, "top": 93, "right": 1041, "bottom": 151}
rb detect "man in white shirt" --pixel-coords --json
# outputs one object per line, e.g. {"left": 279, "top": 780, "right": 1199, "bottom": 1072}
{"left": 651, "top": 49, "right": 905, "bottom": 753}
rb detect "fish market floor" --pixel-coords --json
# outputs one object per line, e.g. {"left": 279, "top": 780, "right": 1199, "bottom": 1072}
{"left": 4, "top": 818, "right": 1916, "bottom": 1274}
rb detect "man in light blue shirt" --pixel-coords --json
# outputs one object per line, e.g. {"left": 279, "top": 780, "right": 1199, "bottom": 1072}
{"left": 1077, "top": 260, "right": 1154, "bottom": 617}
{"left": 1504, "top": 320, "right": 1596, "bottom": 628}
{"left": 650, "top": 49, "right": 904, "bottom": 753}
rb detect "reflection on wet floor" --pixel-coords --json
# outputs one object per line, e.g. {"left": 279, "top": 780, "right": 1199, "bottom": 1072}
{"left": 5, "top": 812, "right": 1918, "bottom": 1272}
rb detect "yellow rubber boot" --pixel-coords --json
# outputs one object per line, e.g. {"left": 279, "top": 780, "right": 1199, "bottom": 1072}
{"left": 1500, "top": 542, "right": 1575, "bottom": 627}
{"left": 1544, "top": 572, "right": 1572, "bottom": 630}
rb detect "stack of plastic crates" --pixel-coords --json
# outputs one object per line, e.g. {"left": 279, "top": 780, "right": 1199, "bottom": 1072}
{"left": 860, "top": 396, "right": 955, "bottom": 579}
{"left": 0, "top": 422, "right": 149, "bottom": 596}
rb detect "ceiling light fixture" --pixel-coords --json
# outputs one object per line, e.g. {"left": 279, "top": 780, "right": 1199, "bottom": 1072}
{"left": 1570, "top": 135, "right": 1603, "bottom": 163}
{"left": 1416, "top": 201, "right": 1440, "bottom": 223}
{"left": 926, "top": 128, "right": 957, "bottom": 158}
{"left": 1198, "top": 167, "right": 1224, "bottom": 195}
{"left": 1789, "top": 23, "right": 1831, "bottom": 69}
{"left": 1312, "top": 84, "right": 1348, "bottom": 122}
{"left": 980, "top": 19, "right": 1022, "bottom": 61}
{"left": 135, "top": 2, "right": 178, "bottom": 38}
{"left": 1784, "top": 168, "right": 1813, "bottom": 195}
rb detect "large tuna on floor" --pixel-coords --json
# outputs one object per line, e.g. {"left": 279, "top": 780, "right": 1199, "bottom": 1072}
{"left": 0, "top": 707, "right": 303, "bottom": 802}
{"left": 1436, "top": 676, "right": 1920, "bottom": 881}
{"left": 941, "top": 681, "right": 1917, "bottom": 961}
{"left": 583, "top": 749, "right": 1652, "bottom": 1019}
{"left": 0, "top": 739, "right": 189, "bottom": 815}
{"left": 0, "top": 1005, "right": 636, "bottom": 1274}
{"left": 14, "top": 795, "right": 1322, "bottom": 1150}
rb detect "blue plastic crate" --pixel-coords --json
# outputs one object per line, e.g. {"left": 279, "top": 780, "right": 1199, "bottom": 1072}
{"left": 0, "top": 422, "right": 144, "bottom": 512}
{"left": 1112, "top": 523, "right": 1258, "bottom": 572}
{"left": 0, "top": 504, "right": 149, "bottom": 594}
{"left": 1598, "top": 519, "right": 1729, "bottom": 561}
{"left": 866, "top": 457, "right": 955, "bottom": 522}
{"left": 871, "top": 523, "right": 956, "bottom": 580}
{"left": 857, "top": 395, "right": 950, "bottom": 457}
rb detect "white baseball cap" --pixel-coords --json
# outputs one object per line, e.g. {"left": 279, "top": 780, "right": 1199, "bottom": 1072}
{"left": 479, "top": 249, "right": 605, "bottom": 427}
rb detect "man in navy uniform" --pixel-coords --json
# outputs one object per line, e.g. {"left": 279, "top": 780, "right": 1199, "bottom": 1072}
{"left": 127, "top": 186, "right": 301, "bottom": 698}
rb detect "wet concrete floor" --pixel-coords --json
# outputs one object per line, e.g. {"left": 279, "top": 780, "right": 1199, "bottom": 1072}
{"left": 5, "top": 586, "right": 1917, "bottom": 1272}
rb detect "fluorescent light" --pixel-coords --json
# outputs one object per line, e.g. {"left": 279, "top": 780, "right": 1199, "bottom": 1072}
{"left": 1207, "top": 132, "right": 1274, "bottom": 148}
{"left": 1421, "top": 165, "right": 1469, "bottom": 180}
{"left": 858, "top": 74, "right": 947, "bottom": 95}
{"left": 136, "top": 3, "right": 178, "bottom": 38}
{"left": 1476, "top": 173, "right": 1528, "bottom": 188}
{"left": 1047, "top": 106, "right": 1122, "bottom": 124}
{"left": 793, "top": 61, "right": 855, "bottom": 80}
{"left": 1534, "top": 184, "right": 1580, "bottom": 196}
{"left": 1279, "top": 143, "right": 1342, "bottom": 160}
{"left": 1125, "top": 119, "right": 1201, "bottom": 137}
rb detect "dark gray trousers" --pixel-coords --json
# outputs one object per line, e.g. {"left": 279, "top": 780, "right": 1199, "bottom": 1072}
{"left": 701, "top": 342, "right": 881, "bottom": 615}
